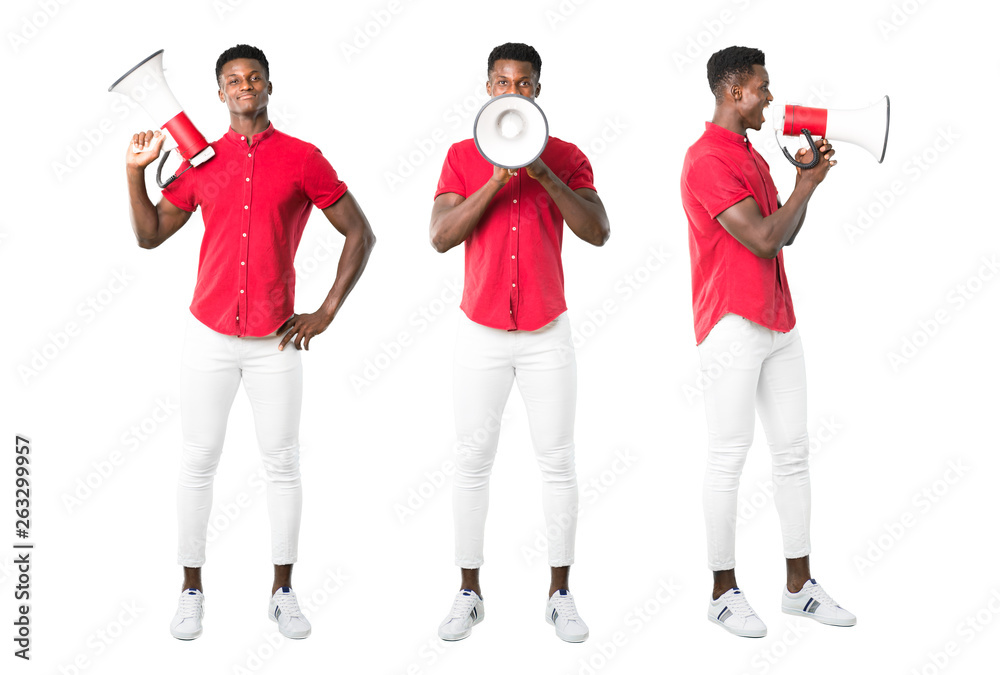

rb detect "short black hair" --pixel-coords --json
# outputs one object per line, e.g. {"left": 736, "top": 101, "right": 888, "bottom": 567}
{"left": 215, "top": 44, "right": 269, "bottom": 83}
{"left": 707, "top": 46, "right": 765, "bottom": 102}
{"left": 487, "top": 42, "right": 542, "bottom": 81}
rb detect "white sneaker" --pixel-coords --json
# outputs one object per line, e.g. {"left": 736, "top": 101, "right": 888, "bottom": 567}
{"left": 170, "top": 588, "right": 204, "bottom": 640}
{"left": 438, "top": 589, "right": 484, "bottom": 641}
{"left": 708, "top": 587, "right": 767, "bottom": 637}
{"left": 782, "top": 579, "right": 856, "bottom": 626}
{"left": 546, "top": 589, "right": 589, "bottom": 642}
{"left": 268, "top": 586, "right": 312, "bottom": 639}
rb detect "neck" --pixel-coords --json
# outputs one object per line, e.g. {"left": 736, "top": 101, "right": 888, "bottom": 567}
{"left": 710, "top": 106, "right": 748, "bottom": 137}
{"left": 229, "top": 111, "right": 270, "bottom": 143}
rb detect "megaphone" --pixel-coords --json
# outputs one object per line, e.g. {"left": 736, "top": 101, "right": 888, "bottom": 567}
{"left": 773, "top": 95, "right": 889, "bottom": 168}
{"left": 473, "top": 94, "right": 548, "bottom": 169}
{"left": 109, "top": 49, "right": 215, "bottom": 188}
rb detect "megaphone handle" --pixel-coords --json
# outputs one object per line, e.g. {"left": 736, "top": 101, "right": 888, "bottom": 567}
{"left": 156, "top": 149, "right": 177, "bottom": 188}
{"left": 781, "top": 129, "right": 821, "bottom": 169}
{"left": 156, "top": 148, "right": 196, "bottom": 189}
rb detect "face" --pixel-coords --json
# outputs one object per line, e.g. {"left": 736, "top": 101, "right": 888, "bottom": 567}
{"left": 734, "top": 64, "right": 772, "bottom": 131}
{"left": 487, "top": 59, "right": 540, "bottom": 99}
{"left": 218, "top": 58, "right": 271, "bottom": 114}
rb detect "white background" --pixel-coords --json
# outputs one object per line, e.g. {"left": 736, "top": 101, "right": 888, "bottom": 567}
{"left": 2, "top": 0, "right": 997, "bottom": 673}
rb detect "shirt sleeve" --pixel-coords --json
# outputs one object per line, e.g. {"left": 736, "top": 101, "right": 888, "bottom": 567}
{"left": 564, "top": 146, "right": 597, "bottom": 192}
{"left": 434, "top": 144, "right": 467, "bottom": 200}
{"left": 160, "top": 162, "right": 198, "bottom": 213}
{"left": 686, "top": 154, "right": 753, "bottom": 219}
{"left": 302, "top": 147, "right": 348, "bottom": 209}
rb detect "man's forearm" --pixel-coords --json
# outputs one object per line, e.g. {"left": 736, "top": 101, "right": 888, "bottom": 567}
{"left": 760, "top": 179, "right": 817, "bottom": 255}
{"left": 127, "top": 166, "right": 160, "bottom": 248}
{"left": 785, "top": 201, "right": 808, "bottom": 246}
{"left": 317, "top": 227, "right": 376, "bottom": 320}
{"left": 535, "top": 171, "right": 609, "bottom": 246}
{"left": 431, "top": 178, "right": 506, "bottom": 252}
{"left": 781, "top": 177, "right": 808, "bottom": 247}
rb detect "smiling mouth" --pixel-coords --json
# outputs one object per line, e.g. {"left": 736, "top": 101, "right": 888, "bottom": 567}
{"left": 237, "top": 94, "right": 256, "bottom": 100}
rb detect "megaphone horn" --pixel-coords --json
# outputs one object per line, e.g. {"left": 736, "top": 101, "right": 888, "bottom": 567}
{"left": 473, "top": 94, "right": 548, "bottom": 169}
{"left": 109, "top": 49, "right": 215, "bottom": 188}
{"left": 774, "top": 95, "right": 890, "bottom": 169}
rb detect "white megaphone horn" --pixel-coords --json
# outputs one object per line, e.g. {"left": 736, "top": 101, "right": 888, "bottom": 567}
{"left": 773, "top": 96, "right": 890, "bottom": 168}
{"left": 109, "top": 49, "right": 215, "bottom": 188}
{"left": 473, "top": 94, "right": 548, "bottom": 169}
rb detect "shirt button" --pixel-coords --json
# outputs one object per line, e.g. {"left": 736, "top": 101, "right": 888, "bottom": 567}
{"left": 513, "top": 199, "right": 517, "bottom": 203}
{"left": 243, "top": 233, "right": 247, "bottom": 237}
{"left": 240, "top": 289, "right": 244, "bottom": 294}
{"left": 241, "top": 261, "right": 245, "bottom": 265}
{"left": 513, "top": 172, "right": 518, "bottom": 176}
{"left": 245, "top": 177, "right": 250, "bottom": 182}
{"left": 511, "top": 255, "right": 515, "bottom": 259}
{"left": 512, "top": 283, "right": 516, "bottom": 287}
{"left": 244, "top": 205, "right": 249, "bottom": 209}
{"left": 247, "top": 153, "right": 252, "bottom": 157}
{"left": 512, "top": 226, "right": 516, "bottom": 231}
{"left": 240, "top": 136, "right": 245, "bottom": 140}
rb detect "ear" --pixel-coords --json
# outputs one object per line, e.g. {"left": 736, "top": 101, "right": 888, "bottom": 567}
{"left": 267, "top": 81, "right": 273, "bottom": 95}
{"left": 218, "top": 88, "right": 225, "bottom": 103}
{"left": 534, "top": 81, "right": 542, "bottom": 99}
{"left": 486, "top": 79, "right": 493, "bottom": 96}
{"left": 730, "top": 82, "right": 742, "bottom": 102}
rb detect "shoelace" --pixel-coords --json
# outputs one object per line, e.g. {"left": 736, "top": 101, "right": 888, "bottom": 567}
{"left": 446, "top": 592, "right": 478, "bottom": 620}
{"left": 801, "top": 582, "right": 838, "bottom": 608}
{"left": 724, "top": 591, "right": 758, "bottom": 620}
{"left": 274, "top": 591, "right": 304, "bottom": 618}
{"left": 177, "top": 593, "right": 203, "bottom": 619}
{"left": 549, "top": 593, "right": 581, "bottom": 621}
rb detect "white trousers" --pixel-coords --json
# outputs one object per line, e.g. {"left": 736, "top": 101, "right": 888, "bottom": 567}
{"left": 698, "top": 313, "right": 811, "bottom": 571}
{"left": 177, "top": 312, "right": 302, "bottom": 567}
{"left": 452, "top": 311, "right": 579, "bottom": 568}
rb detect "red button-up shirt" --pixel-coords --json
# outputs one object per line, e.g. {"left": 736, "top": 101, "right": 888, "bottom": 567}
{"left": 435, "top": 137, "right": 596, "bottom": 331}
{"left": 680, "top": 122, "right": 795, "bottom": 344}
{"left": 161, "top": 123, "right": 347, "bottom": 337}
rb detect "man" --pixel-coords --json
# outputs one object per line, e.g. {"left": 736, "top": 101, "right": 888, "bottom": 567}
{"left": 680, "top": 45, "right": 855, "bottom": 637}
{"left": 124, "top": 44, "right": 375, "bottom": 640}
{"left": 429, "top": 42, "right": 609, "bottom": 643}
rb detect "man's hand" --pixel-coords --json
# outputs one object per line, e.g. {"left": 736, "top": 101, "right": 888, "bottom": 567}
{"left": 523, "top": 156, "right": 551, "bottom": 182}
{"left": 491, "top": 164, "right": 514, "bottom": 187}
{"left": 795, "top": 138, "right": 836, "bottom": 185}
{"left": 276, "top": 310, "right": 334, "bottom": 351}
{"left": 126, "top": 130, "right": 167, "bottom": 170}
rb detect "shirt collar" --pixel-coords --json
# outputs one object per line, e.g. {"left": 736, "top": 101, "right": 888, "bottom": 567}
{"left": 225, "top": 122, "right": 276, "bottom": 147}
{"left": 704, "top": 121, "right": 749, "bottom": 145}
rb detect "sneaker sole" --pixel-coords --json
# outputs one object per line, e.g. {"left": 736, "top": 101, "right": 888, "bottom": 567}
{"left": 170, "top": 627, "right": 202, "bottom": 640}
{"left": 781, "top": 607, "right": 857, "bottom": 627}
{"left": 707, "top": 615, "right": 766, "bottom": 638}
{"left": 438, "top": 611, "right": 484, "bottom": 641}
{"left": 545, "top": 615, "right": 589, "bottom": 643}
